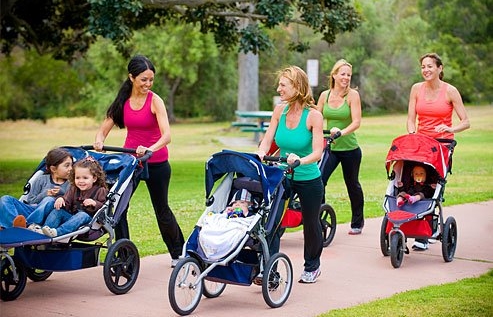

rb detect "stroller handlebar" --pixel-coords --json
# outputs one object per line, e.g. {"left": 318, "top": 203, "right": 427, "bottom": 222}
{"left": 323, "top": 130, "right": 342, "bottom": 144}
{"left": 263, "top": 156, "right": 301, "bottom": 169}
{"left": 80, "top": 145, "right": 153, "bottom": 163}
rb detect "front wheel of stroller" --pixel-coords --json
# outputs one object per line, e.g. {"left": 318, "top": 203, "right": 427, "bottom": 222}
{"left": 380, "top": 216, "right": 390, "bottom": 256}
{"left": 202, "top": 279, "right": 226, "bottom": 298}
{"left": 262, "top": 252, "right": 293, "bottom": 308}
{"left": 26, "top": 268, "right": 53, "bottom": 282}
{"left": 390, "top": 232, "right": 404, "bottom": 268}
{"left": 320, "top": 204, "right": 337, "bottom": 247}
{"left": 441, "top": 217, "right": 457, "bottom": 262}
{"left": 103, "top": 238, "right": 140, "bottom": 295}
{"left": 168, "top": 257, "right": 203, "bottom": 316}
{"left": 0, "top": 256, "right": 27, "bottom": 301}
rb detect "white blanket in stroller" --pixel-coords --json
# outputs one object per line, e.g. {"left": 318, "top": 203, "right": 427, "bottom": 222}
{"left": 198, "top": 213, "right": 254, "bottom": 261}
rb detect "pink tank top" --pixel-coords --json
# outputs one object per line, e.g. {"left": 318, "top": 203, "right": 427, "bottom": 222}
{"left": 415, "top": 83, "right": 454, "bottom": 139}
{"left": 123, "top": 91, "right": 169, "bottom": 163}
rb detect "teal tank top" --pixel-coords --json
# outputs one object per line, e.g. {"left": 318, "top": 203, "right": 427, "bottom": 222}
{"left": 322, "top": 91, "right": 359, "bottom": 151}
{"left": 274, "top": 106, "right": 321, "bottom": 181}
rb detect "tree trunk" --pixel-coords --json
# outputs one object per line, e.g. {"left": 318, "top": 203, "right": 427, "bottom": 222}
{"left": 237, "top": 51, "right": 259, "bottom": 112}
{"left": 166, "top": 77, "right": 181, "bottom": 123}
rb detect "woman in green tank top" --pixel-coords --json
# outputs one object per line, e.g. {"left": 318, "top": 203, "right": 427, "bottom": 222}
{"left": 257, "top": 65, "right": 325, "bottom": 284}
{"left": 315, "top": 59, "right": 365, "bottom": 235}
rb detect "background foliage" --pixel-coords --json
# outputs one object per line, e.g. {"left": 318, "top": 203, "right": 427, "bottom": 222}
{"left": 0, "top": 0, "right": 491, "bottom": 121}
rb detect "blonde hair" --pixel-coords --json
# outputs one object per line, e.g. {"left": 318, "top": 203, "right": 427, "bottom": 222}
{"left": 328, "top": 59, "right": 353, "bottom": 97}
{"left": 277, "top": 65, "right": 314, "bottom": 108}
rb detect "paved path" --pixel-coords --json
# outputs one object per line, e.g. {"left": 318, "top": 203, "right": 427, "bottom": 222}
{"left": 2, "top": 201, "right": 492, "bottom": 317}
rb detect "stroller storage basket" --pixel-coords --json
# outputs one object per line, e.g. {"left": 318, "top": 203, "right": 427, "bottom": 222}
{"left": 14, "top": 242, "right": 101, "bottom": 271}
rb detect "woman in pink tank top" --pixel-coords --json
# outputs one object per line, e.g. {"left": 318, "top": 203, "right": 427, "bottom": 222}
{"left": 94, "top": 55, "right": 184, "bottom": 267}
{"left": 405, "top": 52, "right": 470, "bottom": 251}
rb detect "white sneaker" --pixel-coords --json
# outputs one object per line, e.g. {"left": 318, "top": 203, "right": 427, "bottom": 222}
{"left": 28, "top": 223, "right": 43, "bottom": 234}
{"left": 298, "top": 267, "right": 321, "bottom": 283}
{"left": 412, "top": 241, "right": 428, "bottom": 251}
{"left": 171, "top": 258, "right": 179, "bottom": 268}
{"left": 42, "top": 226, "right": 57, "bottom": 237}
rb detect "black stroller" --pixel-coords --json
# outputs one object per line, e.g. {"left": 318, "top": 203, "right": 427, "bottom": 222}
{"left": 168, "top": 150, "right": 293, "bottom": 316}
{"left": 0, "top": 146, "right": 151, "bottom": 300}
{"left": 380, "top": 134, "right": 457, "bottom": 268}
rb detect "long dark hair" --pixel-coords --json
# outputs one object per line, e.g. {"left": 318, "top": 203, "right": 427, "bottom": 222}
{"left": 45, "top": 148, "right": 72, "bottom": 175}
{"left": 106, "top": 55, "right": 156, "bottom": 128}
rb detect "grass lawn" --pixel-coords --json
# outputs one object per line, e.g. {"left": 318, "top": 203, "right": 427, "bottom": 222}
{"left": 1, "top": 105, "right": 492, "bottom": 315}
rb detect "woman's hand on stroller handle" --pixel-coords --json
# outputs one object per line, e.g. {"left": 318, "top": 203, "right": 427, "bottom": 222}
{"left": 323, "top": 130, "right": 342, "bottom": 144}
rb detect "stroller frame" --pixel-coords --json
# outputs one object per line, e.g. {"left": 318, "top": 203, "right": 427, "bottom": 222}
{"left": 379, "top": 134, "right": 458, "bottom": 268}
{"left": 0, "top": 145, "right": 151, "bottom": 301}
{"left": 168, "top": 150, "right": 293, "bottom": 316}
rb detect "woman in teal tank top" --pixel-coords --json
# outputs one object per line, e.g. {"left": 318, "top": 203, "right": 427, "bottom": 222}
{"left": 257, "top": 66, "right": 325, "bottom": 284}
{"left": 315, "top": 59, "right": 365, "bottom": 235}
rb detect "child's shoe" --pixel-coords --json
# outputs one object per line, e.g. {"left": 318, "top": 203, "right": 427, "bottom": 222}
{"left": 28, "top": 223, "right": 44, "bottom": 234}
{"left": 13, "top": 215, "right": 27, "bottom": 228}
{"left": 42, "top": 226, "right": 57, "bottom": 237}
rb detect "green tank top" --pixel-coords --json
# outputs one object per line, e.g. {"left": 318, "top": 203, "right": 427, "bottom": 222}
{"left": 322, "top": 91, "right": 359, "bottom": 151}
{"left": 274, "top": 106, "right": 321, "bottom": 181}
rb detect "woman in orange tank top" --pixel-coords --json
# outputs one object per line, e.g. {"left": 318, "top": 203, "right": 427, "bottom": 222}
{"left": 406, "top": 52, "right": 470, "bottom": 251}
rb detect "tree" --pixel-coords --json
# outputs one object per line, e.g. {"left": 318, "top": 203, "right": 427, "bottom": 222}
{"left": 1, "top": 0, "right": 362, "bottom": 116}
{"left": 1, "top": 0, "right": 362, "bottom": 60}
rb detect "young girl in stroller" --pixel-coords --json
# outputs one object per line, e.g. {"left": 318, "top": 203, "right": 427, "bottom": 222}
{"left": 396, "top": 164, "right": 436, "bottom": 208}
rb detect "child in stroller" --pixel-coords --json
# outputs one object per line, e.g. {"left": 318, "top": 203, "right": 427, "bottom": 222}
{"left": 396, "top": 163, "right": 436, "bottom": 208}
{"left": 225, "top": 189, "right": 256, "bottom": 218}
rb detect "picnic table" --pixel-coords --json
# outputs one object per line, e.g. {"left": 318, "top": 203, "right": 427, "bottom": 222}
{"left": 232, "top": 110, "right": 273, "bottom": 142}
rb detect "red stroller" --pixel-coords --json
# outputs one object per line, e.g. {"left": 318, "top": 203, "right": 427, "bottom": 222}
{"left": 380, "top": 134, "right": 457, "bottom": 268}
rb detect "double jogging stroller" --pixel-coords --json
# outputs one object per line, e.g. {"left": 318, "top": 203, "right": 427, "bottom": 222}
{"left": 168, "top": 150, "right": 293, "bottom": 316}
{"left": 0, "top": 145, "right": 150, "bottom": 301}
{"left": 380, "top": 134, "right": 457, "bottom": 268}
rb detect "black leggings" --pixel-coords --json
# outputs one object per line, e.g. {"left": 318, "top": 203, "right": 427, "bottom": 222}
{"left": 321, "top": 147, "right": 365, "bottom": 229}
{"left": 116, "top": 161, "right": 184, "bottom": 259}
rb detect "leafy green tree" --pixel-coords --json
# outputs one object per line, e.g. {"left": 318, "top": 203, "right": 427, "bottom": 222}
{"left": 0, "top": 50, "right": 84, "bottom": 120}
{"left": 1, "top": 0, "right": 362, "bottom": 60}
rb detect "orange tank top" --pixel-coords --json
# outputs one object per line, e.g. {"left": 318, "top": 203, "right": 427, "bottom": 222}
{"left": 415, "top": 82, "right": 454, "bottom": 139}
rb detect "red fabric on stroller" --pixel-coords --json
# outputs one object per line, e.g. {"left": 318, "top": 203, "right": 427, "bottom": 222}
{"left": 385, "top": 134, "right": 451, "bottom": 179}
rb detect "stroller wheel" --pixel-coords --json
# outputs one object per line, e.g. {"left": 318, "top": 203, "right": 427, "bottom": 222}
{"left": 168, "top": 257, "right": 203, "bottom": 316}
{"left": 390, "top": 232, "right": 405, "bottom": 268}
{"left": 0, "top": 256, "right": 27, "bottom": 301}
{"left": 262, "top": 252, "right": 293, "bottom": 308}
{"left": 26, "top": 268, "right": 53, "bottom": 282}
{"left": 103, "top": 239, "right": 140, "bottom": 295}
{"left": 441, "top": 216, "right": 457, "bottom": 262}
{"left": 379, "top": 216, "right": 390, "bottom": 256}
{"left": 320, "top": 204, "right": 337, "bottom": 247}
{"left": 202, "top": 279, "right": 226, "bottom": 298}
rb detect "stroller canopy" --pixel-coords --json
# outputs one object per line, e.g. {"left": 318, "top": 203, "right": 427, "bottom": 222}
{"left": 385, "top": 134, "right": 452, "bottom": 179}
{"left": 205, "top": 150, "right": 284, "bottom": 206}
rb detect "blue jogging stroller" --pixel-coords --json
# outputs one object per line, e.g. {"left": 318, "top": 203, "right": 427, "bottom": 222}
{"left": 0, "top": 145, "right": 151, "bottom": 301}
{"left": 168, "top": 150, "right": 293, "bottom": 316}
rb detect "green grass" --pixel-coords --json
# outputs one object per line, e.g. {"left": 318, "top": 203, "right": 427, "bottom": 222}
{"left": 319, "top": 270, "right": 493, "bottom": 317}
{"left": 1, "top": 106, "right": 492, "bottom": 315}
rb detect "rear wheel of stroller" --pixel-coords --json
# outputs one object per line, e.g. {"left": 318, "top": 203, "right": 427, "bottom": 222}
{"left": 0, "top": 256, "right": 27, "bottom": 301}
{"left": 320, "top": 204, "right": 337, "bottom": 247}
{"left": 168, "top": 257, "right": 203, "bottom": 316}
{"left": 380, "top": 216, "right": 390, "bottom": 256}
{"left": 103, "top": 238, "right": 140, "bottom": 295}
{"left": 26, "top": 268, "right": 53, "bottom": 282}
{"left": 390, "top": 232, "right": 404, "bottom": 268}
{"left": 441, "top": 216, "right": 457, "bottom": 262}
{"left": 202, "top": 279, "right": 226, "bottom": 298}
{"left": 262, "top": 252, "right": 293, "bottom": 308}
